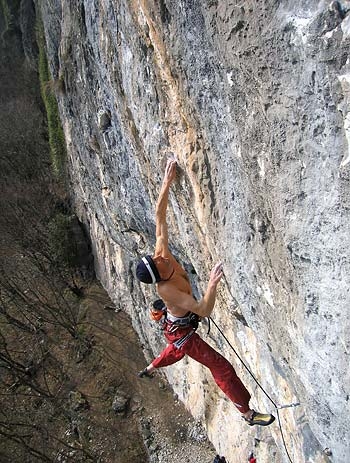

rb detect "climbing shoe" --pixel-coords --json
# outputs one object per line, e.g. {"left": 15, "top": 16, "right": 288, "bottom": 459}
{"left": 244, "top": 410, "right": 275, "bottom": 427}
{"left": 137, "top": 368, "right": 154, "bottom": 379}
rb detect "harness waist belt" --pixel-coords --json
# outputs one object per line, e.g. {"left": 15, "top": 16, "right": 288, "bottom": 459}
{"left": 166, "top": 312, "right": 193, "bottom": 326}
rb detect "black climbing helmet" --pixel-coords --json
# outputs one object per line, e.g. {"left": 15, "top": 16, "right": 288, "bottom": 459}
{"left": 136, "top": 255, "right": 161, "bottom": 284}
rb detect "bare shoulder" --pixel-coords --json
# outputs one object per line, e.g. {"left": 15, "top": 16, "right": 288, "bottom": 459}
{"left": 157, "top": 280, "right": 198, "bottom": 315}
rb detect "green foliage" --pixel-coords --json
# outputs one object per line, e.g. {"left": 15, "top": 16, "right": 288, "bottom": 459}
{"left": 36, "top": 19, "right": 66, "bottom": 177}
{"left": 48, "top": 213, "right": 80, "bottom": 269}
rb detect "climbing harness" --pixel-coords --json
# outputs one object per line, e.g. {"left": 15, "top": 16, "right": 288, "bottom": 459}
{"left": 150, "top": 300, "right": 199, "bottom": 328}
{"left": 209, "top": 316, "right": 299, "bottom": 463}
{"left": 166, "top": 311, "right": 200, "bottom": 329}
{"left": 164, "top": 311, "right": 199, "bottom": 348}
{"left": 150, "top": 300, "right": 200, "bottom": 348}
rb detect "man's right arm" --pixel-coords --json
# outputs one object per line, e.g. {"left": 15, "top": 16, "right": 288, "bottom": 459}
{"left": 197, "top": 262, "right": 223, "bottom": 316}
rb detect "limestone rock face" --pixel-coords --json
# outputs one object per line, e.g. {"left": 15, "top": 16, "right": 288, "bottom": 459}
{"left": 37, "top": 0, "right": 350, "bottom": 461}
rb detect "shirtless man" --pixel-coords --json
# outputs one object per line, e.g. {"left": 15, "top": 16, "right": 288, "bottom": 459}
{"left": 136, "top": 159, "right": 275, "bottom": 426}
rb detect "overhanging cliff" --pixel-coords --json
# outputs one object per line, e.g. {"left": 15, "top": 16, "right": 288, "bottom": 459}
{"left": 36, "top": 1, "right": 350, "bottom": 462}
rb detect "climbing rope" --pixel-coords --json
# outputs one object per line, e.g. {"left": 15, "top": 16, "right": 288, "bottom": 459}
{"left": 209, "top": 317, "right": 299, "bottom": 463}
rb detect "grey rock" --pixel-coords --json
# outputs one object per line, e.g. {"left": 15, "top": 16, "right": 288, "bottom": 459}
{"left": 112, "top": 390, "right": 130, "bottom": 414}
{"left": 37, "top": 0, "right": 350, "bottom": 461}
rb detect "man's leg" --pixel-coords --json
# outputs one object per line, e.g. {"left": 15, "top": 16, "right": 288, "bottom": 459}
{"left": 182, "top": 333, "right": 251, "bottom": 413}
{"left": 182, "top": 334, "right": 275, "bottom": 425}
{"left": 152, "top": 342, "right": 186, "bottom": 368}
{"left": 138, "top": 342, "right": 186, "bottom": 377}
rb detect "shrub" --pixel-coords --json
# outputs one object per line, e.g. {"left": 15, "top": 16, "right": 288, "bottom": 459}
{"left": 36, "top": 19, "right": 66, "bottom": 177}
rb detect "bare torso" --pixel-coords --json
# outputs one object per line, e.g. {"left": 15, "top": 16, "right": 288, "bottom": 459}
{"left": 157, "top": 265, "right": 193, "bottom": 317}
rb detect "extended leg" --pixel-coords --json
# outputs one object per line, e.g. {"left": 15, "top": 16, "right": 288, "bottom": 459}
{"left": 182, "top": 334, "right": 275, "bottom": 425}
{"left": 182, "top": 333, "right": 251, "bottom": 413}
{"left": 138, "top": 342, "right": 186, "bottom": 378}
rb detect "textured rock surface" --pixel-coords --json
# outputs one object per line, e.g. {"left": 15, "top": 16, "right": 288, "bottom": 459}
{"left": 37, "top": 0, "right": 350, "bottom": 461}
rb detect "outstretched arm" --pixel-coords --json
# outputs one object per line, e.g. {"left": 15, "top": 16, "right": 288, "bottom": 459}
{"left": 155, "top": 159, "right": 177, "bottom": 257}
{"left": 198, "top": 261, "right": 224, "bottom": 316}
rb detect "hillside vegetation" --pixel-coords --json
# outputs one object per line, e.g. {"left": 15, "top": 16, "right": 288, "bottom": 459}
{"left": 0, "top": 3, "right": 216, "bottom": 462}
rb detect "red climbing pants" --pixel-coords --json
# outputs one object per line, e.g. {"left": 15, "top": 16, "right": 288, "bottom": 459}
{"left": 151, "top": 325, "right": 251, "bottom": 413}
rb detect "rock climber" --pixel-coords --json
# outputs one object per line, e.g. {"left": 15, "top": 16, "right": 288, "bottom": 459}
{"left": 135, "top": 159, "right": 275, "bottom": 427}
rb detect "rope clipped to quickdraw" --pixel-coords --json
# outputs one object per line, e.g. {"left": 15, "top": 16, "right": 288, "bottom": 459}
{"left": 209, "top": 317, "right": 299, "bottom": 463}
